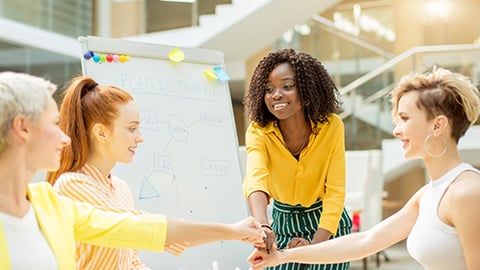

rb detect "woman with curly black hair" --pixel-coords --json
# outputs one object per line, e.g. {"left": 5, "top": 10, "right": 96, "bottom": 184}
{"left": 242, "top": 48, "right": 352, "bottom": 270}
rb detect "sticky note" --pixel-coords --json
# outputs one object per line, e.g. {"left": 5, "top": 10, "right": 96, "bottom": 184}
{"left": 213, "top": 67, "right": 230, "bottom": 81}
{"left": 204, "top": 69, "right": 218, "bottom": 81}
{"left": 169, "top": 48, "right": 185, "bottom": 63}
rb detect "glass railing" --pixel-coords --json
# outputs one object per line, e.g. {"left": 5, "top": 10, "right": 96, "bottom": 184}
{"left": 0, "top": 0, "right": 92, "bottom": 37}
{"left": 273, "top": 15, "right": 394, "bottom": 90}
{"left": 340, "top": 43, "right": 480, "bottom": 149}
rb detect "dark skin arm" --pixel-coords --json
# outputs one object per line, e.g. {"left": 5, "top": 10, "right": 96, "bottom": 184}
{"left": 312, "top": 228, "right": 332, "bottom": 244}
{"left": 248, "top": 191, "right": 276, "bottom": 251}
{"left": 288, "top": 228, "right": 332, "bottom": 248}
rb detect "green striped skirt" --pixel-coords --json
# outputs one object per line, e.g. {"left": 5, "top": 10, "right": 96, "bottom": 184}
{"left": 267, "top": 200, "right": 352, "bottom": 270}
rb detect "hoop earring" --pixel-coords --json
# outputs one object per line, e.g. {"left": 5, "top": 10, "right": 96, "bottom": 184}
{"left": 424, "top": 134, "right": 447, "bottom": 158}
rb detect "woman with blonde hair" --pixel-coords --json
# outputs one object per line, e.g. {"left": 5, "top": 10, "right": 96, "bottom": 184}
{"left": 248, "top": 67, "right": 480, "bottom": 270}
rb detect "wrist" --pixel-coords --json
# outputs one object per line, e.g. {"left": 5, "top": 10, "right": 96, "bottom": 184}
{"left": 279, "top": 248, "right": 290, "bottom": 264}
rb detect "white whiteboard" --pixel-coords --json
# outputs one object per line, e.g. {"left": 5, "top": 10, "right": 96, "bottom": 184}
{"left": 79, "top": 36, "right": 250, "bottom": 270}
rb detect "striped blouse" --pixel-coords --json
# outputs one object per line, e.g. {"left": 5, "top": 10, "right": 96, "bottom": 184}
{"left": 53, "top": 162, "right": 186, "bottom": 270}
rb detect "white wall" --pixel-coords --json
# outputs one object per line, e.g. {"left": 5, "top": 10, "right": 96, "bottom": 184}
{"left": 382, "top": 125, "right": 480, "bottom": 183}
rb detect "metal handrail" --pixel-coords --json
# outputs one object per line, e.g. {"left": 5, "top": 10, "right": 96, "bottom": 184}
{"left": 340, "top": 43, "right": 480, "bottom": 96}
{"left": 361, "top": 64, "right": 431, "bottom": 105}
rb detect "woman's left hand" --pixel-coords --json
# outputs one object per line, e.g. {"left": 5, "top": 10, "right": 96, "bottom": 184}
{"left": 287, "top": 237, "right": 310, "bottom": 248}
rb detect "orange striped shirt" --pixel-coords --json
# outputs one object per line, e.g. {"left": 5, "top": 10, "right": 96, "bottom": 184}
{"left": 53, "top": 163, "right": 187, "bottom": 270}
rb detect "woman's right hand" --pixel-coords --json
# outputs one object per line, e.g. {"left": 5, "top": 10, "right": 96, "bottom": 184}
{"left": 233, "top": 216, "right": 265, "bottom": 245}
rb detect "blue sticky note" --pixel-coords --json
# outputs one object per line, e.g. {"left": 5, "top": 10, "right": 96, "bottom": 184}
{"left": 213, "top": 67, "right": 230, "bottom": 81}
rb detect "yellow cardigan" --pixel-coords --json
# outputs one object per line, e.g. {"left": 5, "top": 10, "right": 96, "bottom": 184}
{"left": 0, "top": 182, "right": 167, "bottom": 270}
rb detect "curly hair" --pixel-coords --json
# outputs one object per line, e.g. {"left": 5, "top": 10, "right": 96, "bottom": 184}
{"left": 244, "top": 48, "right": 341, "bottom": 127}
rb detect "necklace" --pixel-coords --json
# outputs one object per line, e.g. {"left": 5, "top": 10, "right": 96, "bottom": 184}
{"left": 288, "top": 130, "right": 309, "bottom": 156}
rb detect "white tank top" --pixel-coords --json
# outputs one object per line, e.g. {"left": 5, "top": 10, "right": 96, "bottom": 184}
{"left": 0, "top": 205, "right": 58, "bottom": 270}
{"left": 407, "top": 163, "right": 478, "bottom": 270}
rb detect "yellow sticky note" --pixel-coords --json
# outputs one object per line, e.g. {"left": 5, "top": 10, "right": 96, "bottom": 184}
{"left": 169, "top": 48, "right": 185, "bottom": 63}
{"left": 204, "top": 69, "right": 218, "bottom": 81}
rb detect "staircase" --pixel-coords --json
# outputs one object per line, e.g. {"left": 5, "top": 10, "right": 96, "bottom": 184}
{"left": 127, "top": 0, "right": 341, "bottom": 65}
{"left": 338, "top": 43, "right": 480, "bottom": 180}
{"left": 340, "top": 44, "right": 480, "bottom": 132}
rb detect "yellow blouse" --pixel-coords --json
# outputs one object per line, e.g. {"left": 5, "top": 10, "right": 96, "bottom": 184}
{"left": 54, "top": 162, "right": 150, "bottom": 270}
{"left": 0, "top": 182, "right": 167, "bottom": 270}
{"left": 242, "top": 114, "right": 346, "bottom": 234}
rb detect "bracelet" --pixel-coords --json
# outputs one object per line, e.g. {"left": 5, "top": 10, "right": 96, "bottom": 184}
{"left": 261, "top": 224, "right": 273, "bottom": 231}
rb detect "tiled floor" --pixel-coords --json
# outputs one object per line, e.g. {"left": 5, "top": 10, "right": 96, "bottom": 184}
{"left": 350, "top": 241, "right": 423, "bottom": 270}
